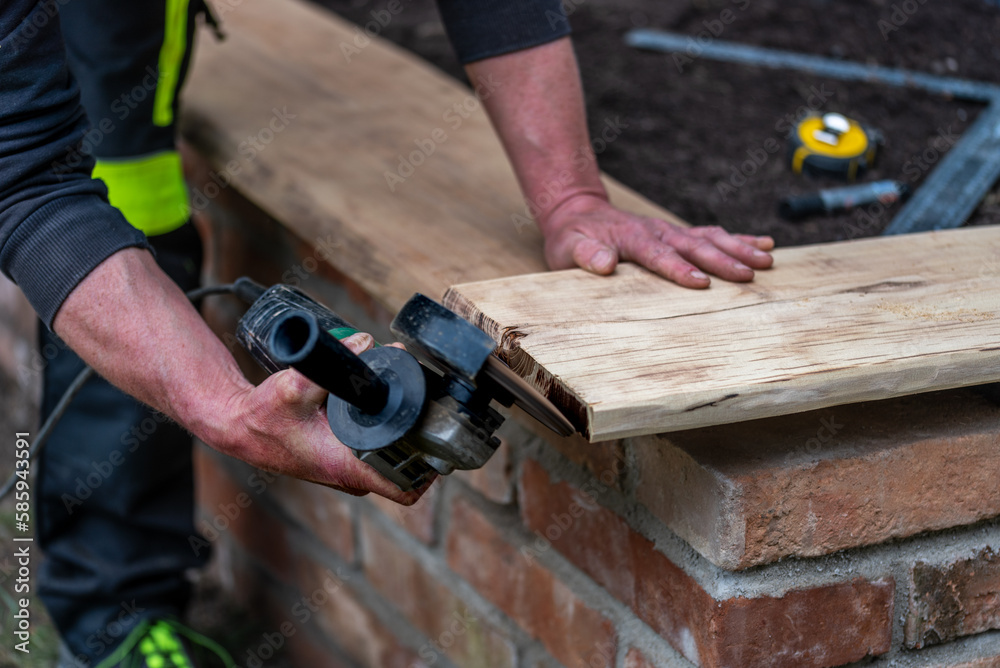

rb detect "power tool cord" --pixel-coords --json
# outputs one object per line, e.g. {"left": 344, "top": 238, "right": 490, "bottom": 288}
{"left": 0, "top": 282, "right": 245, "bottom": 501}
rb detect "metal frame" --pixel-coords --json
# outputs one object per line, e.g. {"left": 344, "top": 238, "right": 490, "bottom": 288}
{"left": 624, "top": 29, "right": 1000, "bottom": 234}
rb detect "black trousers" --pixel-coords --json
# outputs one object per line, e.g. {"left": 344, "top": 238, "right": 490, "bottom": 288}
{"left": 39, "top": 1, "right": 209, "bottom": 663}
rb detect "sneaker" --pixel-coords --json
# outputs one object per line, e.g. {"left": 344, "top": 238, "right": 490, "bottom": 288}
{"left": 90, "top": 618, "right": 235, "bottom": 668}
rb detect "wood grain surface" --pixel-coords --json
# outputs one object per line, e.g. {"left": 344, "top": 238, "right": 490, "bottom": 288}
{"left": 181, "top": 0, "right": 681, "bottom": 312}
{"left": 445, "top": 227, "right": 1000, "bottom": 441}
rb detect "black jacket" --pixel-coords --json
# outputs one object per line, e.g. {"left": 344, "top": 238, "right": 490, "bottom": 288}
{"left": 0, "top": 0, "right": 569, "bottom": 327}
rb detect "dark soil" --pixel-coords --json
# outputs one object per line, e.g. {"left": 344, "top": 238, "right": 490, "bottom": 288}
{"left": 313, "top": 0, "right": 1000, "bottom": 247}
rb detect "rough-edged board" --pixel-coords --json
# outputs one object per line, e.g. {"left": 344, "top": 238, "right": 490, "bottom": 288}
{"left": 181, "top": 0, "right": 679, "bottom": 313}
{"left": 444, "top": 226, "right": 1000, "bottom": 441}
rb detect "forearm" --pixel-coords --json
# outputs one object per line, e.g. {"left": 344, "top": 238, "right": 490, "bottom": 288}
{"left": 467, "top": 36, "right": 773, "bottom": 284}
{"left": 50, "top": 247, "right": 418, "bottom": 502}
{"left": 465, "top": 37, "right": 608, "bottom": 229}
{"left": 52, "top": 247, "right": 250, "bottom": 451}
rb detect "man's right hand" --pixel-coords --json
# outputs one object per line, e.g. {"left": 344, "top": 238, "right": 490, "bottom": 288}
{"left": 53, "top": 247, "right": 426, "bottom": 505}
{"left": 221, "top": 333, "right": 424, "bottom": 504}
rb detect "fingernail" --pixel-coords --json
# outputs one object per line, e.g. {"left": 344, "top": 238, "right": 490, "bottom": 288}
{"left": 344, "top": 332, "right": 373, "bottom": 351}
{"left": 733, "top": 262, "right": 751, "bottom": 272}
{"left": 690, "top": 270, "right": 709, "bottom": 280}
{"left": 753, "top": 250, "right": 769, "bottom": 259}
{"left": 592, "top": 250, "right": 614, "bottom": 270}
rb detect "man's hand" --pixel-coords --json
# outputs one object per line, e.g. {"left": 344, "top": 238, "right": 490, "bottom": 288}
{"left": 53, "top": 248, "right": 425, "bottom": 505}
{"left": 540, "top": 194, "right": 774, "bottom": 287}
{"left": 221, "top": 333, "right": 423, "bottom": 504}
{"left": 466, "top": 37, "right": 774, "bottom": 288}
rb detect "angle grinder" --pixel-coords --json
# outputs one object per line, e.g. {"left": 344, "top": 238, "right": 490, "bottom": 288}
{"left": 232, "top": 279, "right": 574, "bottom": 491}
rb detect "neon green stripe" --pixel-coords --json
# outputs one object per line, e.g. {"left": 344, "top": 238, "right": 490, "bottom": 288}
{"left": 153, "top": 0, "right": 190, "bottom": 127}
{"left": 92, "top": 151, "right": 190, "bottom": 235}
{"left": 328, "top": 327, "right": 360, "bottom": 340}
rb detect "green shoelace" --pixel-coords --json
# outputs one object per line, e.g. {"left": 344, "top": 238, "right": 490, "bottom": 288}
{"left": 94, "top": 618, "right": 235, "bottom": 668}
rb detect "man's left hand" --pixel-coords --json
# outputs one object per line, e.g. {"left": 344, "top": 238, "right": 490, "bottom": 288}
{"left": 540, "top": 194, "right": 775, "bottom": 288}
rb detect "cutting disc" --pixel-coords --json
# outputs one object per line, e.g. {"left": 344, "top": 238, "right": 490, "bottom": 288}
{"left": 481, "top": 355, "right": 575, "bottom": 437}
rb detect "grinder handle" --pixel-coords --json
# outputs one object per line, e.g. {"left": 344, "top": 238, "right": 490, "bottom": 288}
{"left": 269, "top": 310, "right": 390, "bottom": 415}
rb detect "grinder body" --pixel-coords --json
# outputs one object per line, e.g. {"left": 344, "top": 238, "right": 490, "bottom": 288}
{"left": 235, "top": 284, "right": 507, "bottom": 491}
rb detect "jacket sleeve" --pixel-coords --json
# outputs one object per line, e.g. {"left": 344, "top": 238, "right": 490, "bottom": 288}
{"left": 0, "top": 0, "right": 152, "bottom": 328}
{"left": 436, "top": 0, "right": 571, "bottom": 64}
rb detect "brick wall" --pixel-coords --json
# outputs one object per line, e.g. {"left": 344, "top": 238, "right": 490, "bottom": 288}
{"left": 0, "top": 145, "right": 995, "bottom": 667}
{"left": 0, "top": 146, "right": 997, "bottom": 666}
{"left": 180, "top": 144, "right": 1000, "bottom": 668}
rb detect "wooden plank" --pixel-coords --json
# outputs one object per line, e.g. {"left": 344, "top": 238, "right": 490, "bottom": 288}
{"left": 181, "top": 0, "right": 682, "bottom": 313}
{"left": 444, "top": 226, "right": 1000, "bottom": 441}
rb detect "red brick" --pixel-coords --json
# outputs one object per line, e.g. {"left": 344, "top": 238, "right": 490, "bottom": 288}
{"left": 447, "top": 498, "right": 617, "bottom": 668}
{"left": 520, "top": 459, "right": 894, "bottom": 667}
{"left": 269, "top": 475, "right": 355, "bottom": 561}
{"left": 633, "top": 391, "right": 1000, "bottom": 570}
{"left": 709, "top": 581, "right": 894, "bottom": 667}
{"left": 624, "top": 648, "right": 657, "bottom": 668}
{"left": 194, "top": 447, "right": 294, "bottom": 583}
{"left": 239, "top": 582, "right": 355, "bottom": 668}
{"left": 458, "top": 438, "right": 515, "bottom": 504}
{"left": 296, "top": 554, "right": 422, "bottom": 668}
{"left": 360, "top": 516, "right": 515, "bottom": 667}
{"left": 203, "top": 532, "right": 264, "bottom": 610}
{"left": 278, "top": 623, "right": 354, "bottom": 668}
{"left": 518, "top": 414, "right": 626, "bottom": 491}
{"left": 369, "top": 479, "right": 440, "bottom": 544}
{"left": 519, "top": 458, "right": 638, "bottom": 608}
{"left": 906, "top": 548, "right": 1000, "bottom": 648}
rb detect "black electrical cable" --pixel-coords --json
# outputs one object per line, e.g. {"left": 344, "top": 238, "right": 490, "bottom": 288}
{"left": 0, "top": 282, "right": 241, "bottom": 501}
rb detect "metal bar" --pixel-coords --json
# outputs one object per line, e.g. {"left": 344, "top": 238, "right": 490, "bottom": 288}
{"left": 625, "top": 28, "right": 1000, "bottom": 233}
{"left": 883, "top": 102, "right": 1000, "bottom": 234}
{"left": 625, "top": 29, "right": 1000, "bottom": 102}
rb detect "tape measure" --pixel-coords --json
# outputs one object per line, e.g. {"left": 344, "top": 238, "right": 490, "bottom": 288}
{"left": 787, "top": 113, "right": 881, "bottom": 182}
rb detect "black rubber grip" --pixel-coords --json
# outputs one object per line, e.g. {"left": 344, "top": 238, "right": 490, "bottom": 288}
{"left": 269, "top": 310, "right": 389, "bottom": 415}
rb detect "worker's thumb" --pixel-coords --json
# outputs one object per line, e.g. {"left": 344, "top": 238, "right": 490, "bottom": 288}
{"left": 342, "top": 332, "right": 374, "bottom": 354}
{"left": 572, "top": 238, "right": 618, "bottom": 275}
